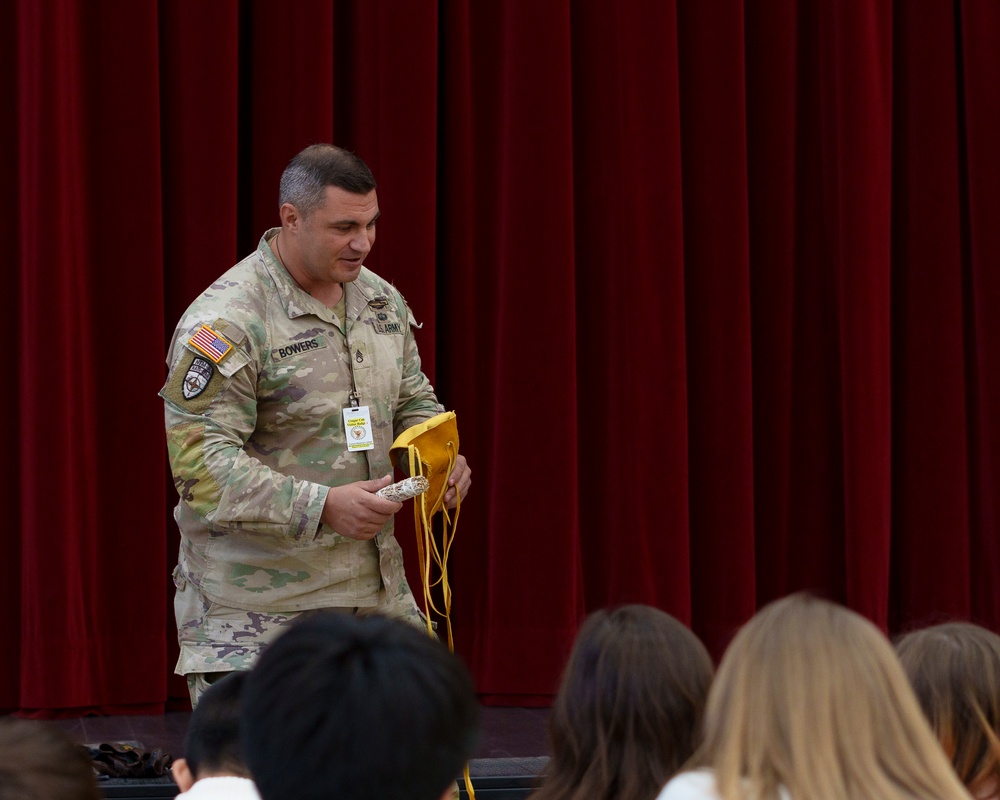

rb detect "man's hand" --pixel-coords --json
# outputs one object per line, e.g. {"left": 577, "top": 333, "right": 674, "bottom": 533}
{"left": 444, "top": 455, "right": 471, "bottom": 509}
{"left": 322, "top": 474, "right": 403, "bottom": 540}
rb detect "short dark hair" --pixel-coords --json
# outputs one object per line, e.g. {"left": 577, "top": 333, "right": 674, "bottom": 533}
{"left": 278, "top": 144, "right": 377, "bottom": 217}
{"left": 0, "top": 717, "right": 101, "bottom": 800}
{"left": 533, "top": 605, "right": 714, "bottom": 800}
{"left": 242, "top": 611, "right": 480, "bottom": 800}
{"left": 183, "top": 671, "right": 250, "bottom": 779}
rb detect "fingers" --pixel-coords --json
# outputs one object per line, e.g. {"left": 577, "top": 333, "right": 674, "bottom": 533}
{"left": 445, "top": 456, "right": 471, "bottom": 508}
{"left": 322, "top": 480, "right": 402, "bottom": 540}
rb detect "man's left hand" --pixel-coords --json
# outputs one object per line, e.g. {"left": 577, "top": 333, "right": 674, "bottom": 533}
{"left": 444, "top": 455, "right": 471, "bottom": 509}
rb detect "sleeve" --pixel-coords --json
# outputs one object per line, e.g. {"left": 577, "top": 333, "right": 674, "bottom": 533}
{"left": 160, "top": 321, "right": 328, "bottom": 540}
{"left": 391, "top": 295, "right": 446, "bottom": 440}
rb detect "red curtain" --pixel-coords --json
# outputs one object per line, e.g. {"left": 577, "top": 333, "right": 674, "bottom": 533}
{"left": 3, "top": 0, "right": 999, "bottom": 715}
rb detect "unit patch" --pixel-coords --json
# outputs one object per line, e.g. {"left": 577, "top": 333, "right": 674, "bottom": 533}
{"left": 160, "top": 347, "right": 228, "bottom": 414}
{"left": 183, "top": 357, "right": 215, "bottom": 399}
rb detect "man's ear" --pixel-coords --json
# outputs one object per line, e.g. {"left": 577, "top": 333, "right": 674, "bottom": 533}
{"left": 171, "top": 757, "right": 196, "bottom": 793}
{"left": 279, "top": 202, "right": 301, "bottom": 231}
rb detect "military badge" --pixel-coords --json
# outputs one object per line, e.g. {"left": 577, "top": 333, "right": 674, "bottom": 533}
{"left": 183, "top": 357, "right": 215, "bottom": 399}
{"left": 372, "top": 312, "right": 403, "bottom": 335}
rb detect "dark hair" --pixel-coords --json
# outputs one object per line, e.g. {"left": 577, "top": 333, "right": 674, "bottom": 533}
{"left": 184, "top": 671, "right": 250, "bottom": 779}
{"left": 278, "top": 144, "right": 377, "bottom": 217}
{"left": 0, "top": 717, "right": 101, "bottom": 800}
{"left": 533, "top": 605, "right": 714, "bottom": 800}
{"left": 242, "top": 611, "right": 480, "bottom": 800}
{"left": 896, "top": 621, "right": 1000, "bottom": 795}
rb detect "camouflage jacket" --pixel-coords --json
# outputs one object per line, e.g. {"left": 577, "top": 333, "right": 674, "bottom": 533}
{"left": 160, "top": 229, "right": 443, "bottom": 612}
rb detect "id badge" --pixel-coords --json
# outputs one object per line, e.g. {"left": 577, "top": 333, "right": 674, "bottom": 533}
{"left": 343, "top": 405, "right": 375, "bottom": 451}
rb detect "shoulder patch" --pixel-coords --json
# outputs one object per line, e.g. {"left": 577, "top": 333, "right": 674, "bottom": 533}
{"left": 161, "top": 349, "right": 228, "bottom": 413}
{"left": 182, "top": 357, "right": 215, "bottom": 399}
{"left": 189, "top": 324, "right": 234, "bottom": 363}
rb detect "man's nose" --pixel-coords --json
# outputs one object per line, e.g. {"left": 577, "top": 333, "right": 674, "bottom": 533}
{"left": 351, "top": 229, "right": 371, "bottom": 252}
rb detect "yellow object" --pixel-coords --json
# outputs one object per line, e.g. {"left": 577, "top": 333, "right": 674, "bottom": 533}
{"left": 390, "top": 411, "right": 473, "bottom": 799}
{"left": 389, "top": 411, "right": 461, "bottom": 644}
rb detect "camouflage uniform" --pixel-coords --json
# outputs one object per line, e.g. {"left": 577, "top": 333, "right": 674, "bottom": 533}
{"left": 160, "top": 229, "right": 443, "bottom": 686}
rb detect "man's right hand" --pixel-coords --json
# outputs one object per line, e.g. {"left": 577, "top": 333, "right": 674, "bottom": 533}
{"left": 321, "top": 474, "right": 403, "bottom": 540}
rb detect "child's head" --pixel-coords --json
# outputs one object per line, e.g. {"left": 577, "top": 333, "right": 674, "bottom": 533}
{"left": 241, "top": 611, "right": 480, "bottom": 800}
{"left": 542, "top": 604, "right": 714, "bottom": 800}
{"left": 172, "top": 671, "right": 251, "bottom": 793}
{"left": 698, "top": 593, "right": 969, "bottom": 800}
{"left": 0, "top": 717, "right": 101, "bottom": 800}
{"left": 896, "top": 621, "right": 1000, "bottom": 799}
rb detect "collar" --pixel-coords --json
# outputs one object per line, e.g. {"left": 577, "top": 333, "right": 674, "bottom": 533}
{"left": 258, "top": 229, "right": 380, "bottom": 328}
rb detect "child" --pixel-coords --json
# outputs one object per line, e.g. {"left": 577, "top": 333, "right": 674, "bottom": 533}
{"left": 171, "top": 671, "right": 260, "bottom": 799}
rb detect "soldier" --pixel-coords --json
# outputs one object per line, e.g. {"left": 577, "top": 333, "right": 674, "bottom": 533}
{"left": 160, "top": 144, "right": 471, "bottom": 706}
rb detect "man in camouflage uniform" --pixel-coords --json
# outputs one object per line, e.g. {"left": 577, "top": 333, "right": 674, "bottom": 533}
{"left": 160, "top": 145, "right": 471, "bottom": 706}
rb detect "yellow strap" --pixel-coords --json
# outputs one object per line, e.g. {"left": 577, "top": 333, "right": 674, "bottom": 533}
{"left": 406, "top": 441, "right": 473, "bottom": 799}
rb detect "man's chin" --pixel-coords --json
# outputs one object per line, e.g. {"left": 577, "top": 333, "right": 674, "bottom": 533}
{"left": 337, "top": 261, "right": 364, "bottom": 281}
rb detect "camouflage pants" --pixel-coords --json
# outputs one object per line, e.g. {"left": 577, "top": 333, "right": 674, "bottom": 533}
{"left": 178, "top": 580, "right": 431, "bottom": 708}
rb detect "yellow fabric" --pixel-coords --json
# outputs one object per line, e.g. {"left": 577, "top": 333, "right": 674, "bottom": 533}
{"left": 390, "top": 411, "right": 459, "bottom": 516}
{"left": 389, "top": 412, "right": 474, "bottom": 800}
{"left": 389, "top": 411, "right": 460, "bottom": 643}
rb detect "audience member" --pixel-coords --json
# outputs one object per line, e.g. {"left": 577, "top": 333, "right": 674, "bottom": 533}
{"left": 659, "top": 593, "right": 970, "bottom": 800}
{"left": 532, "top": 604, "right": 714, "bottom": 800}
{"left": 241, "top": 610, "right": 480, "bottom": 800}
{"left": 171, "top": 671, "right": 260, "bottom": 799}
{"left": 0, "top": 716, "right": 101, "bottom": 800}
{"left": 896, "top": 621, "right": 1000, "bottom": 800}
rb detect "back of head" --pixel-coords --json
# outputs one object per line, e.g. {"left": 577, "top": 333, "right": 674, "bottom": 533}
{"left": 279, "top": 143, "right": 377, "bottom": 217}
{"left": 0, "top": 717, "right": 101, "bottom": 800}
{"left": 242, "top": 611, "right": 480, "bottom": 800}
{"left": 896, "top": 621, "right": 1000, "bottom": 797}
{"left": 697, "top": 593, "right": 969, "bottom": 800}
{"left": 183, "top": 671, "right": 251, "bottom": 779}
{"left": 536, "top": 605, "right": 714, "bottom": 800}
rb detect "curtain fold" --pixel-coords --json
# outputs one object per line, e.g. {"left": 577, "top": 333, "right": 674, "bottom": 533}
{"left": 889, "top": 0, "right": 972, "bottom": 628}
{"left": 675, "top": 0, "right": 757, "bottom": 651}
{"left": 10, "top": 0, "right": 167, "bottom": 713}
{"left": 4, "top": 0, "right": 1000, "bottom": 713}
{"left": 959, "top": 1, "right": 1000, "bottom": 627}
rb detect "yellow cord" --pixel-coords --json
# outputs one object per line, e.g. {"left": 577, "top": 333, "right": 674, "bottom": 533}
{"left": 407, "top": 441, "right": 473, "bottom": 799}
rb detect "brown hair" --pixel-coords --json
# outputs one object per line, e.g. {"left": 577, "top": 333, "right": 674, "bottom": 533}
{"left": 692, "top": 593, "right": 970, "bottom": 800}
{"left": 0, "top": 717, "right": 101, "bottom": 800}
{"left": 278, "top": 144, "right": 377, "bottom": 217}
{"left": 896, "top": 621, "right": 1000, "bottom": 797}
{"left": 532, "top": 604, "right": 714, "bottom": 800}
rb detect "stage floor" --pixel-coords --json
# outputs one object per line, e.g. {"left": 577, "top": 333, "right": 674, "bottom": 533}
{"left": 53, "top": 704, "right": 552, "bottom": 761}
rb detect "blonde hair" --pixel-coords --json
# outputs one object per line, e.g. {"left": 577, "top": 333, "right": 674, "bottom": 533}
{"left": 694, "top": 594, "right": 970, "bottom": 800}
{"left": 896, "top": 622, "right": 1000, "bottom": 797}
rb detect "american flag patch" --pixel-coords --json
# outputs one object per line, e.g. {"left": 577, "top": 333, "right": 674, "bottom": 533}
{"left": 189, "top": 324, "right": 233, "bottom": 363}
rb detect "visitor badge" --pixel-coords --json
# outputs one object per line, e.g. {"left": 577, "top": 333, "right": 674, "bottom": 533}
{"left": 343, "top": 405, "right": 375, "bottom": 451}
